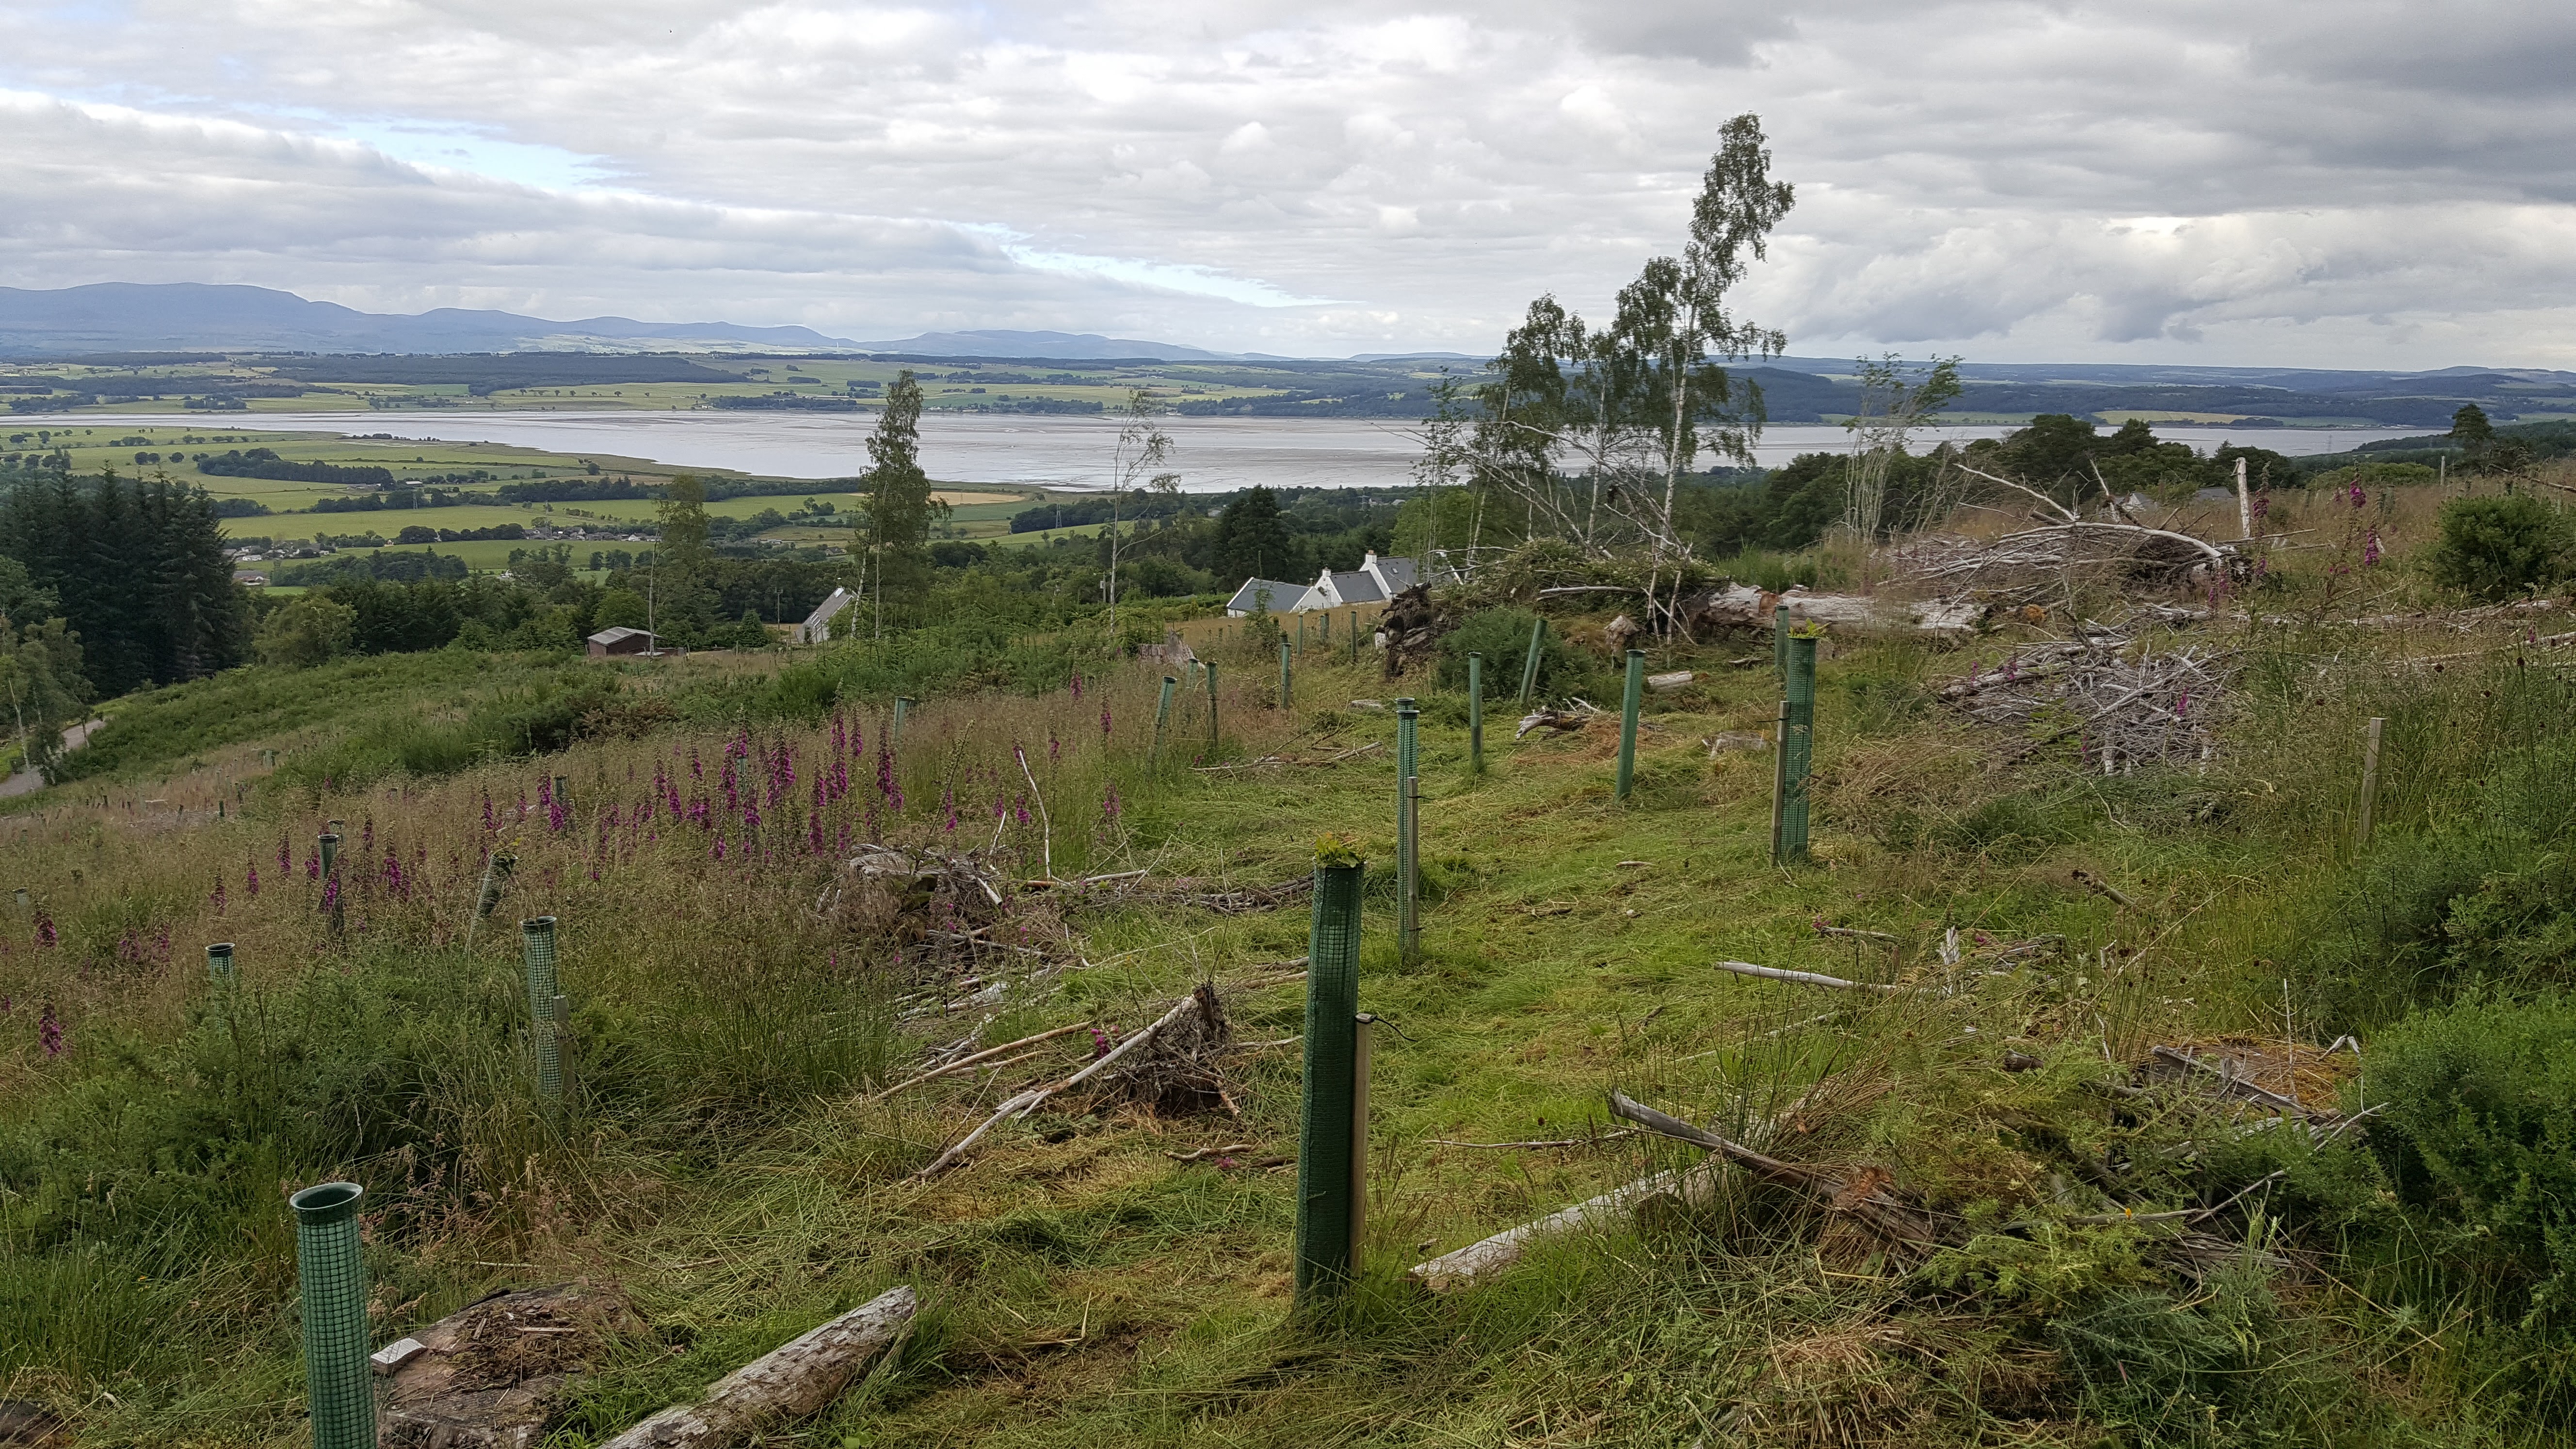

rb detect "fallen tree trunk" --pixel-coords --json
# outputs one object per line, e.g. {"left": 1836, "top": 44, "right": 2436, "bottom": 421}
{"left": 597, "top": 1287, "right": 916, "bottom": 1449}
{"left": 1710, "top": 959, "right": 1905, "bottom": 994}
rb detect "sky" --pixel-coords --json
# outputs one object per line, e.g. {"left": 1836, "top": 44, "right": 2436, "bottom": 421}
{"left": 5, "top": 1, "right": 2575, "bottom": 366}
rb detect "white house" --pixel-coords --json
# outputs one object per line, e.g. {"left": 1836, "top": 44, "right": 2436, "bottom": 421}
{"left": 1288, "top": 551, "right": 1430, "bottom": 612}
{"left": 1224, "top": 578, "right": 1308, "bottom": 618}
{"left": 798, "top": 586, "right": 858, "bottom": 643}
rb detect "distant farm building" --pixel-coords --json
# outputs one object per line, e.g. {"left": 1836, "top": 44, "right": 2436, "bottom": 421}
{"left": 586, "top": 626, "right": 656, "bottom": 658}
{"left": 798, "top": 586, "right": 857, "bottom": 643}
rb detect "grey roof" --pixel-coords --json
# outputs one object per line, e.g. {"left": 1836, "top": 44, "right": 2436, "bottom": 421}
{"left": 1373, "top": 556, "right": 1420, "bottom": 593}
{"left": 1327, "top": 569, "right": 1386, "bottom": 605}
{"left": 1226, "top": 578, "right": 1307, "bottom": 613}
{"left": 588, "top": 626, "right": 652, "bottom": 645}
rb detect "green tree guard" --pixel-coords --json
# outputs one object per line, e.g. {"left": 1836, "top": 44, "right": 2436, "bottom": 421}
{"left": 1467, "top": 653, "right": 1485, "bottom": 774}
{"left": 1777, "top": 634, "right": 1817, "bottom": 863}
{"left": 1294, "top": 843, "right": 1366, "bottom": 1303}
{"left": 1516, "top": 617, "right": 1546, "bottom": 704}
{"left": 290, "top": 1181, "right": 371, "bottom": 1449}
{"left": 891, "top": 696, "right": 914, "bottom": 743}
{"left": 1279, "top": 640, "right": 1293, "bottom": 710}
{"left": 317, "top": 832, "right": 343, "bottom": 936}
{"left": 1774, "top": 601, "right": 1789, "bottom": 678}
{"left": 1321, "top": 610, "right": 1332, "bottom": 643}
{"left": 1615, "top": 649, "right": 1645, "bottom": 800}
{"left": 522, "top": 917, "right": 563, "bottom": 1114}
{"left": 207, "top": 941, "right": 234, "bottom": 984}
{"left": 551, "top": 774, "right": 568, "bottom": 811}
{"left": 1152, "top": 676, "right": 1177, "bottom": 766}
{"left": 1298, "top": 614, "right": 1307, "bottom": 648}
{"left": 1347, "top": 609, "right": 1359, "bottom": 664}
{"left": 1396, "top": 698, "right": 1420, "bottom": 961}
{"left": 1207, "top": 662, "right": 1221, "bottom": 753}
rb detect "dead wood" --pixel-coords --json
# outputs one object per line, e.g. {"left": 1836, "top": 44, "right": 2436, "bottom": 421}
{"left": 1944, "top": 629, "right": 2237, "bottom": 773}
{"left": 1429, "top": 1128, "right": 1645, "bottom": 1151}
{"left": 2072, "top": 869, "right": 2140, "bottom": 909}
{"left": 914, "top": 983, "right": 1232, "bottom": 1176}
{"left": 1608, "top": 1092, "right": 1953, "bottom": 1250}
{"left": 597, "top": 1287, "right": 914, "bottom": 1449}
{"left": 1711, "top": 959, "right": 1906, "bottom": 994}
{"left": 2148, "top": 1045, "right": 2335, "bottom": 1124}
{"left": 379, "top": 1283, "right": 645, "bottom": 1449}
{"left": 1515, "top": 709, "right": 1592, "bottom": 740}
{"left": 863, "top": 1023, "right": 1094, "bottom": 1105}
{"left": 1411, "top": 1162, "right": 1720, "bottom": 1291}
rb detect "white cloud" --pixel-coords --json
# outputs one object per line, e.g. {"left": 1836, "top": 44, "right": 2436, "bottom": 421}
{"left": 3, "top": 2, "right": 2575, "bottom": 362}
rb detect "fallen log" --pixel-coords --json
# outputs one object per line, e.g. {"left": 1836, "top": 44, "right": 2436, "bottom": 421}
{"left": 1710, "top": 959, "right": 1905, "bottom": 994}
{"left": 597, "top": 1287, "right": 916, "bottom": 1449}
{"left": 1410, "top": 1162, "right": 1716, "bottom": 1292}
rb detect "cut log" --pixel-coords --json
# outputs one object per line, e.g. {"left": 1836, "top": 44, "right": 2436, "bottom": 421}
{"left": 379, "top": 1283, "right": 646, "bottom": 1449}
{"left": 598, "top": 1287, "right": 916, "bottom": 1449}
{"left": 1645, "top": 670, "right": 1695, "bottom": 692}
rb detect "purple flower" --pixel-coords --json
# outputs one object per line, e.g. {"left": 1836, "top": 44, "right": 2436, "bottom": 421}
{"left": 712, "top": 836, "right": 727, "bottom": 861}
{"left": 2364, "top": 528, "right": 2382, "bottom": 566}
{"left": 1070, "top": 674, "right": 1084, "bottom": 701}
{"left": 1100, "top": 706, "right": 1112, "bottom": 739}
{"left": 1090, "top": 1026, "right": 1111, "bottom": 1058}
{"left": 306, "top": 852, "right": 320, "bottom": 881}
{"left": 1102, "top": 783, "right": 1122, "bottom": 821}
{"left": 2347, "top": 483, "right": 2367, "bottom": 510}
{"left": 1048, "top": 733, "right": 1061, "bottom": 763}
{"left": 321, "top": 877, "right": 340, "bottom": 914}
{"left": 38, "top": 1003, "right": 63, "bottom": 1059}
{"left": 2175, "top": 688, "right": 2191, "bottom": 719}
{"left": 246, "top": 863, "right": 260, "bottom": 898}
{"left": 210, "top": 878, "right": 227, "bottom": 914}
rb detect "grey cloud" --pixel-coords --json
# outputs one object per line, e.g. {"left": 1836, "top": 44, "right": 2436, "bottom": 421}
{"left": 6, "top": 1, "right": 2576, "bottom": 363}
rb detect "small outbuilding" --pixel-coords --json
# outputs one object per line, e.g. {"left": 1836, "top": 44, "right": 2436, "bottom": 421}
{"left": 798, "top": 586, "right": 858, "bottom": 644}
{"left": 586, "top": 626, "right": 657, "bottom": 658}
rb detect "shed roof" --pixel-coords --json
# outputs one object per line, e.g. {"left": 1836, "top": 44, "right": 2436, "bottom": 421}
{"left": 587, "top": 626, "right": 652, "bottom": 645}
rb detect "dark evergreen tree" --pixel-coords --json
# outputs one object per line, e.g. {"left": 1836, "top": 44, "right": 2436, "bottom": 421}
{"left": 1213, "top": 485, "right": 1293, "bottom": 583}
{"left": 0, "top": 470, "right": 250, "bottom": 697}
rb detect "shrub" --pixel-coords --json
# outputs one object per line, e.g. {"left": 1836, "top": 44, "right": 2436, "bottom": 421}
{"left": 2365, "top": 995, "right": 2576, "bottom": 1423}
{"left": 2425, "top": 494, "right": 2571, "bottom": 599}
{"left": 1434, "top": 606, "right": 1593, "bottom": 701}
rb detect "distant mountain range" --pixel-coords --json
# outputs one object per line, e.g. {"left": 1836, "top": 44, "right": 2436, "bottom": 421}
{"left": 6, "top": 283, "right": 2576, "bottom": 426}
{"left": 0, "top": 284, "right": 1410, "bottom": 362}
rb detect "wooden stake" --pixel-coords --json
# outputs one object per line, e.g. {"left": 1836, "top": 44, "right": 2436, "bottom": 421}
{"left": 2357, "top": 715, "right": 2385, "bottom": 843}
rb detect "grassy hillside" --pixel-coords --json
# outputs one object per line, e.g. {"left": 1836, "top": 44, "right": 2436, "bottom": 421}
{"left": 9, "top": 482, "right": 2576, "bottom": 1444}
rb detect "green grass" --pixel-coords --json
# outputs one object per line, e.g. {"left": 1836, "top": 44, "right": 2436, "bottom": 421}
{"left": 12, "top": 556, "right": 2576, "bottom": 1444}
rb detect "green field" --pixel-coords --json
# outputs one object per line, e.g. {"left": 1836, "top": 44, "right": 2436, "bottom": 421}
{"left": 0, "top": 420, "right": 1063, "bottom": 563}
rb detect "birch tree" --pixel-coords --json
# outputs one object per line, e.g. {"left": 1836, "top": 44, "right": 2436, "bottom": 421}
{"left": 1103, "top": 388, "right": 1177, "bottom": 643}
{"left": 1611, "top": 113, "right": 1795, "bottom": 633}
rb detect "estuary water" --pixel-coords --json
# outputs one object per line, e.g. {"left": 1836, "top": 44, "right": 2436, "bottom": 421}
{"left": 81, "top": 410, "right": 2435, "bottom": 491}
